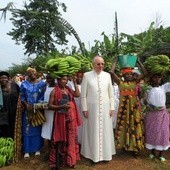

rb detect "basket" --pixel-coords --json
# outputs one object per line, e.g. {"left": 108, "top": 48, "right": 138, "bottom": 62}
{"left": 118, "top": 54, "right": 137, "bottom": 68}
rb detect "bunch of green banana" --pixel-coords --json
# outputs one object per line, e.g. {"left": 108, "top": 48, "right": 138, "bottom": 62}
{"left": 144, "top": 55, "right": 170, "bottom": 75}
{"left": 45, "top": 58, "right": 60, "bottom": 70}
{"left": 45, "top": 57, "right": 69, "bottom": 77}
{"left": 104, "top": 61, "right": 112, "bottom": 72}
{"left": 65, "top": 56, "right": 81, "bottom": 74}
{"left": 74, "top": 54, "right": 92, "bottom": 72}
{"left": 0, "top": 146, "right": 13, "bottom": 160}
{"left": 45, "top": 56, "right": 82, "bottom": 78}
{"left": 54, "top": 58, "right": 70, "bottom": 76}
{"left": 0, "top": 155, "right": 6, "bottom": 167}
{"left": 0, "top": 137, "right": 14, "bottom": 167}
{"left": 31, "top": 110, "right": 46, "bottom": 127}
{"left": 0, "top": 137, "right": 13, "bottom": 148}
{"left": 0, "top": 138, "right": 6, "bottom": 148}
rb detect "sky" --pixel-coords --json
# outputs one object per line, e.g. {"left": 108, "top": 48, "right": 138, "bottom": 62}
{"left": 0, "top": 0, "right": 170, "bottom": 70}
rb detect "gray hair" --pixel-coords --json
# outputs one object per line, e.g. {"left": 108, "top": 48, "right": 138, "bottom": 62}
{"left": 92, "top": 55, "right": 103, "bottom": 64}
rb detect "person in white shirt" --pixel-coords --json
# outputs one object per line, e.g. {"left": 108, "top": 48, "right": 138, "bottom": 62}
{"left": 112, "top": 81, "right": 119, "bottom": 130}
{"left": 41, "top": 74, "right": 56, "bottom": 160}
{"left": 74, "top": 72, "right": 84, "bottom": 145}
{"left": 144, "top": 74, "right": 170, "bottom": 162}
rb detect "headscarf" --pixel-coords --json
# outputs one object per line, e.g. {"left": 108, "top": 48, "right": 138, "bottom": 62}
{"left": 26, "top": 67, "right": 36, "bottom": 72}
{"left": 121, "top": 68, "right": 133, "bottom": 75}
{"left": 0, "top": 71, "right": 10, "bottom": 77}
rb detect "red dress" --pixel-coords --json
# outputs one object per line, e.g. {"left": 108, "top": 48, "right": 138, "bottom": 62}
{"left": 49, "top": 86, "right": 81, "bottom": 168}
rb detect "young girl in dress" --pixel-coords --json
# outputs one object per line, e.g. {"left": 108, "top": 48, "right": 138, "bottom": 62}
{"left": 144, "top": 74, "right": 170, "bottom": 162}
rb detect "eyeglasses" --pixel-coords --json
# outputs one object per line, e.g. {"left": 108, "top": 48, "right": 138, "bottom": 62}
{"left": 97, "top": 63, "right": 104, "bottom": 66}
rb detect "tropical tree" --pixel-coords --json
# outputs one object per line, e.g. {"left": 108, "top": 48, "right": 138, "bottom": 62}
{"left": 119, "top": 21, "right": 169, "bottom": 56}
{"left": 163, "top": 27, "right": 170, "bottom": 43}
{"left": 7, "top": 0, "right": 70, "bottom": 55}
{"left": 91, "top": 32, "right": 118, "bottom": 71}
{"left": 7, "top": 48, "right": 65, "bottom": 76}
{"left": 0, "top": 0, "right": 85, "bottom": 56}
{"left": 0, "top": 2, "right": 15, "bottom": 20}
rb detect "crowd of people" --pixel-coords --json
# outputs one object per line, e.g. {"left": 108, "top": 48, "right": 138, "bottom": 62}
{"left": 0, "top": 55, "right": 170, "bottom": 169}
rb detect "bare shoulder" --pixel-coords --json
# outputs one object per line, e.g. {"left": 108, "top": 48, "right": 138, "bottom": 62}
{"left": 50, "top": 88, "right": 55, "bottom": 96}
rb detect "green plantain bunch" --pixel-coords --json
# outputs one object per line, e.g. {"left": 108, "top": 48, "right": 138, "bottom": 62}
{"left": 144, "top": 55, "right": 170, "bottom": 75}
{"left": 73, "top": 54, "right": 92, "bottom": 72}
{"left": 0, "top": 137, "right": 14, "bottom": 167}
{"left": 45, "top": 56, "right": 81, "bottom": 78}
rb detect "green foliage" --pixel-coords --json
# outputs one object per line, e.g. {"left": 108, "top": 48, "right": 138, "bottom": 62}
{"left": 163, "top": 27, "right": 170, "bottom": 43}
{"left": 119, "top": 22, "right": 168, "bottom": 55}
{"left": 2, "top": 3, "right": 170, "bottom": 75}
{"left": 0, "top": 2, "right": 15, "bottom": 21}
{"left": 80, "top": 32, "right": 118, "bottom": 72}
{"left": 7, "top": 50, "right": 61, "bottom": 77}
{"left": 7, "top": 0, "right": 70, "bottom": 56}
{"left": 8, "top": 63, "right": 28, "bottom": 77}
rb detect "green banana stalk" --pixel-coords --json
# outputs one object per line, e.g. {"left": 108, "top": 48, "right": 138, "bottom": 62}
{"left": 144, "top": 55, "right": 170, "bottom": 75}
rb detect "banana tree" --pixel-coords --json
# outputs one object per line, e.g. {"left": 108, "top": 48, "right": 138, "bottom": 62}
{"left": 80, "top": 32, "right": 118, "bottom": 72}
{"left": 119, "top": 22, "right": 166, "bottom": 55}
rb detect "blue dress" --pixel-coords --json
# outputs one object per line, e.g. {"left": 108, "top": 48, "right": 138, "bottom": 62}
{"left": 20, "top": 80, "right": 46, "bottom": 153}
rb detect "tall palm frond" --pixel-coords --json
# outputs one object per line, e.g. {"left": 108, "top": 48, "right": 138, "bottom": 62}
{"left": 59, "top": 17, "right": 86, "bottom": 56}
{"left": 0, "top": 2, "right": 15, "bottom": 21}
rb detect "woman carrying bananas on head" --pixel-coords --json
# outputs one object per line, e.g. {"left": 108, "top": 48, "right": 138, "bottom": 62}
{"left": 48, "top": 74, "right": 82, "bottom": 170}
{"left": 110, "top": 56, "right": 147, "bottom": 158}
{"left": 20, "top": 67, "right": 46, "bottom": 159}
{"left": 143, "top": 73, "right": 170, "bottom": 162}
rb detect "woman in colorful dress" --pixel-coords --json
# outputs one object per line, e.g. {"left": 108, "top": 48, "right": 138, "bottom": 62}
{"left": 110, "top": 60, "right": 145, "bottom": 158}
{"left": 144, "top": 74, "right": 170, "bottom": 162}
{"left": 48, "top": 75, "right": 81, "bottom": 169}
{"left": 20, "top": 67, "right": 46, "bottom": 159}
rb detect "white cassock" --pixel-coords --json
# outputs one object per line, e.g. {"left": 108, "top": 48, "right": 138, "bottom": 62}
{"left": 80, "top": 70, "right": 116, "bottom": 162}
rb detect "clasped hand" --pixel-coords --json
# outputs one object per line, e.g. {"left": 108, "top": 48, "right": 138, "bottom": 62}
{"left": 60, "top": 103, "right": 70, "bottom": 109}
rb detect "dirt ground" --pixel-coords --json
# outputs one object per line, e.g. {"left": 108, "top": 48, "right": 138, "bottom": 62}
{"left": 1, "top": 146, "right": 170, "bottom": 170}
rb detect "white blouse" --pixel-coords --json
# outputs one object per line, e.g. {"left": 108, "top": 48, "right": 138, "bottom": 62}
{"left": 147, "top": 82, "right": 170, "bottom": 107}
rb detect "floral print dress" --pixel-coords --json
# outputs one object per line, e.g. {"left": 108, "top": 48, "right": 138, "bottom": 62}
{"left": 115, "top": 81, "right": 144, "bottom": 152}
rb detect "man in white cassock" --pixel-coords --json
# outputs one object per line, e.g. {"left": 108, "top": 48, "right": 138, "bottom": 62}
{"left": 80, "top": 55, "right": 116, "bottom": 163}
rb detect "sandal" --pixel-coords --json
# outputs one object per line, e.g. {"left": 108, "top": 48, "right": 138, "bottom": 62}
{"left": 148, "top": 154, "right": 155, "bottom": 159}
{"left": 24, "top": 153, "right": 30, "bottom": 159}
{"left": 159, "top": 156, "right": 166, "bottom": 162}
{"left": 35, "top": 151, "right": 40, "bottom": 157}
